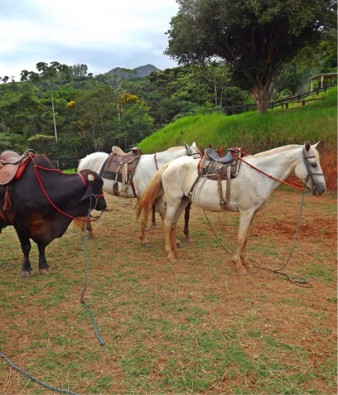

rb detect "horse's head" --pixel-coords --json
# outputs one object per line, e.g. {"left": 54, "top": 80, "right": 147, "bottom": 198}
{"left": 184, "top": 142, "right": 201, "bottom": 158}
{"left": 79, "top": 169, "right": 107, "bottom": 210}
{"left": 295, "top": 142, "right": 327, "bottom": 196}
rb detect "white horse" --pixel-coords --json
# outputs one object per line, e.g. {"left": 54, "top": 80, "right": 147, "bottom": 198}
{"left": 136, "top": 142, "right": 326, "bottom": 273}
{"left": 78, "top": 143, "right": 200, "bottom": 242}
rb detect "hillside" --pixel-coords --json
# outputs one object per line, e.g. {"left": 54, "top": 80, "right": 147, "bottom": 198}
{"left": 138, "top": 87, "right": 337, "bottom": 190}
{"left": 107, "top": 64, "right": 161, "bottom": 79}
{"left": 139, "top": 87, "right": 336, "bottom": 152}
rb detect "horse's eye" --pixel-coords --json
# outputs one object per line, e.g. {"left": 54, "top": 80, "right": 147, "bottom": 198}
{"left": 311, "top": 162, "right": 317, "bottom": 168}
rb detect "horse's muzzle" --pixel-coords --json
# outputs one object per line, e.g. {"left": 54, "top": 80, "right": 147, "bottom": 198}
{"left": 312, "top": 182, "right": 327, "bottom": 196}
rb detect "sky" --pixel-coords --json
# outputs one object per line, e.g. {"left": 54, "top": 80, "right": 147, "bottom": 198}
{"left": 0, "top": 0, "right": 179, "bottom": 81}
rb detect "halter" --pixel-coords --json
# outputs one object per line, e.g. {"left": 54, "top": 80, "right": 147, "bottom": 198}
{"left": 30, "top": 153, "right": 104, "bottom": 222}
{"left": 302, "top": 148, "right": 324, "bottom": 190}
{"left": 232, "top": 147, "right": 323, "bottom": 193}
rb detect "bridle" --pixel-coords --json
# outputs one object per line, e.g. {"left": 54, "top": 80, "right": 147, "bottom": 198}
{"left": 232, "top": 147, "right": 323, "bottom": 192}
{"left": 302, "top": 148, "right": 324, "bottom": 190}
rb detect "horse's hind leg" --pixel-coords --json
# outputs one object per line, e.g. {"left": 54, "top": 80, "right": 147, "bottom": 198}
{"left": 151, "top": 205, "right": 157, "bottom": 227}
{"left": 233, "top": 209, "right": 256, "bottom": 274}
{"left": 139, "top": 198, "right": 166, "bottom": 248}
{"left": 164, "top": 222, "right": 177, "bottom": 262}
{"left": 165, "top": 197, "right": 189, "bottom": 261}
{"left": 38, "top": 243, "right": 50, "bottom": 275}
{"left": 183, "top": 202, "right": 193, "bottom": 243}
{"left": 139, "top": 206, "right": 151, "bottom": 247}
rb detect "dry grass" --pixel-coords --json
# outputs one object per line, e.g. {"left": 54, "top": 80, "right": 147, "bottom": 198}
{"left": 0, "top": 191, "right": 336, "bottom": 394}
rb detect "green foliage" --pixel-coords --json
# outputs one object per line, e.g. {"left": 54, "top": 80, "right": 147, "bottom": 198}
{"left": 117, "top": 102, "right": 154, "bottom": 149}
{"left": 0, "top": 52, "right": 336, "bottom": 160}
{"left": 27, "top": 134, "right": 56, "bottom": 157}
{"left": 166, "top": 0, "right": 336, "bottom": 112}
{"left": 139, "top": 87, "right": 337, "bottom": 152}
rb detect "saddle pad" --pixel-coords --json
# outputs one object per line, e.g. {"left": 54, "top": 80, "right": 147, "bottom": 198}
{"left": 200, "top": 155, "right": 241, "bottom": 180}
{"left": 100, "top": 151, "right": 142, "bottom": 181}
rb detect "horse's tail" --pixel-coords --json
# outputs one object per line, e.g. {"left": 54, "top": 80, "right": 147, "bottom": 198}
{"left": 136, "top": 164, "right": 168, "bottom": 219}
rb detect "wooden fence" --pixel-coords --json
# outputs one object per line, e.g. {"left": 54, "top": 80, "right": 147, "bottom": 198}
{"left": 223, "top": 86, "right": 332, "bottom": 115}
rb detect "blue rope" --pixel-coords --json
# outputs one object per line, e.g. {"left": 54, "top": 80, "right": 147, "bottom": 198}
{"left": 0, "top": 210, "right": 105, "bottom": 394}
{"left": 0, "top": 352, "right": 80, "bottom": 395}
{"left": 80, "top": 213, "right": 105, "bottom": 346}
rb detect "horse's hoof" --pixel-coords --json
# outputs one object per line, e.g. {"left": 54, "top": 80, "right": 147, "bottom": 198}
{"left": 236, "top": 267, "right": 248, "bottom": 275}
{"left": 141, "top": 242, "right": 152, "bottom": 249}
{"left": 39, "top": 269, "right": 50, "bottom": 275}
{"left": 22, "top": 271, "right": 34, "bottom": 278}
{"left": 185, "top": 236, "right": 193, "bottom": 243}
{"left": 176, "top": 241, "right": 184, "bottom": 249}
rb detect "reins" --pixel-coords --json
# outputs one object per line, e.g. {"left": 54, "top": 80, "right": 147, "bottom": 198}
{"left": 204, "top": 186, "right": 311, "bottom": 287}
{"left": 232, "top": 148, "right": 305, "bottom": 191}
{"left": 30, "top": 154, "right": 103, "bottom": 223}
{"left": 202, "top": 146, "right": 323, "bottom": 286}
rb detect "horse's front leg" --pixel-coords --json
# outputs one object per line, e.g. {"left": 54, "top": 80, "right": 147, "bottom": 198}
{"left": 17, "top": 232, "right": 33, "bottom": 278}
{"left": 38, "top": 243, "right": 50, "bottom": 275}
{"left": 233, "top": 210, "right": 256, "bottom": 274}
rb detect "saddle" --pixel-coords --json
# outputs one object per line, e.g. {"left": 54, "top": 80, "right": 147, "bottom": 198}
{"left": 193, "top": 147, "right": 242, "bottom": 211}
{"left": 200, "top": 147, "right": 241, "bottom": 180}
{"left": 100, "top": 146, "right": 143, "bottom": 196}
{"left": 0, "top": 150, "right": 33, "bottom": 185}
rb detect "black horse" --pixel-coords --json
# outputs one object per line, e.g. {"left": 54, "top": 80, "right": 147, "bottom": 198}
{"left": 0, "top": 151, "right": 106, "bottom": 277}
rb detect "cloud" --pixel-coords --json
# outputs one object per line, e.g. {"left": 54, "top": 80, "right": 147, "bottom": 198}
{"left": 0, "top": 0, "right": 179, "bottom": 80}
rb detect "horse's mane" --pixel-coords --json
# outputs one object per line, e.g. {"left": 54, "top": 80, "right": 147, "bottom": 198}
{"left": 253, "top": 144, "right": 301, "bottom": 158}
{"left": 166, "top": 146, "right": 184, "bottom": 152}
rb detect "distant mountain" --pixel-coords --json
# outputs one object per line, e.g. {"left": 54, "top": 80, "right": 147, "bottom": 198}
{"left": 107, "top": 64, "right": 161, "bottom": 79}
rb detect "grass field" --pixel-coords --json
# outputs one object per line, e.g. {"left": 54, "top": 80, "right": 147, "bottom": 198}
{"left": 0, "top": 190, "right": 336, "bottom": 394}
{"left": 139, "top": 87, "right": 337, "bottom": 153}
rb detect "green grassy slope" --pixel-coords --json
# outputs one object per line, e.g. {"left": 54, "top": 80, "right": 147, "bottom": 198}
{"left": 139, "top": 87, "right": 337, "bottom": 153}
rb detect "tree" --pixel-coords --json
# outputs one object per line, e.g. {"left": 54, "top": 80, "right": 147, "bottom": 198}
{"left": 165, "top": 0, "right": 336, "bottom": 113}
{"left": 27, "top": 62, "right": 71, "bottom": 142}
{"left": 117, "top": 102, "right": 154, "bottom": 149}
{"left": 71, "top": 86, "right": 118, "bottom": 152}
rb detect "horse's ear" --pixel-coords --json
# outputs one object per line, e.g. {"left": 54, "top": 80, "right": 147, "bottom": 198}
{"left": 313, "top": 141, "right": 320, "bottom": 149}
{"left": 305, "top": 141, "right": 311, "bottom": 152}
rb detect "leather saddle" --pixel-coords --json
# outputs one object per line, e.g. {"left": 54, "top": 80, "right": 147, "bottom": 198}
{"left": 0, "top": 150, "right": 33, "bottom": 185}
{"left": 200, "top": 147, "right": 241, "bottom": 180}
{"left": 100, "top": 146, "right": 143, "bottom": 195}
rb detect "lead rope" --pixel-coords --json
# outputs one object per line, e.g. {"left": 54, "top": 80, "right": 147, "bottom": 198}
{"left": 252, "top": 185, "right": 313, "bottom": 287}
{"left": 0, "top": 206, "right": 105, "bottom": 395}
{"left": 204, "top": 184, "right": 312, "bottom": 287}
{"left": 80, "top": 207, "right": 105, "bottom": 346}
{"left": 0, "top": 352, "right": 80, "bottom": 395}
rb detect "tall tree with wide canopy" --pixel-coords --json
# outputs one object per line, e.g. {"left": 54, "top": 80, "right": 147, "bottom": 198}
{"left": 165, "top": 0, "right": 336, "bottom": 113}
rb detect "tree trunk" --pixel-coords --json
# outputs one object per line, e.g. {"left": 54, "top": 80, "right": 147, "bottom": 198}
{"left": 252, "top": 84, "right": 270, "bottom": 113}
